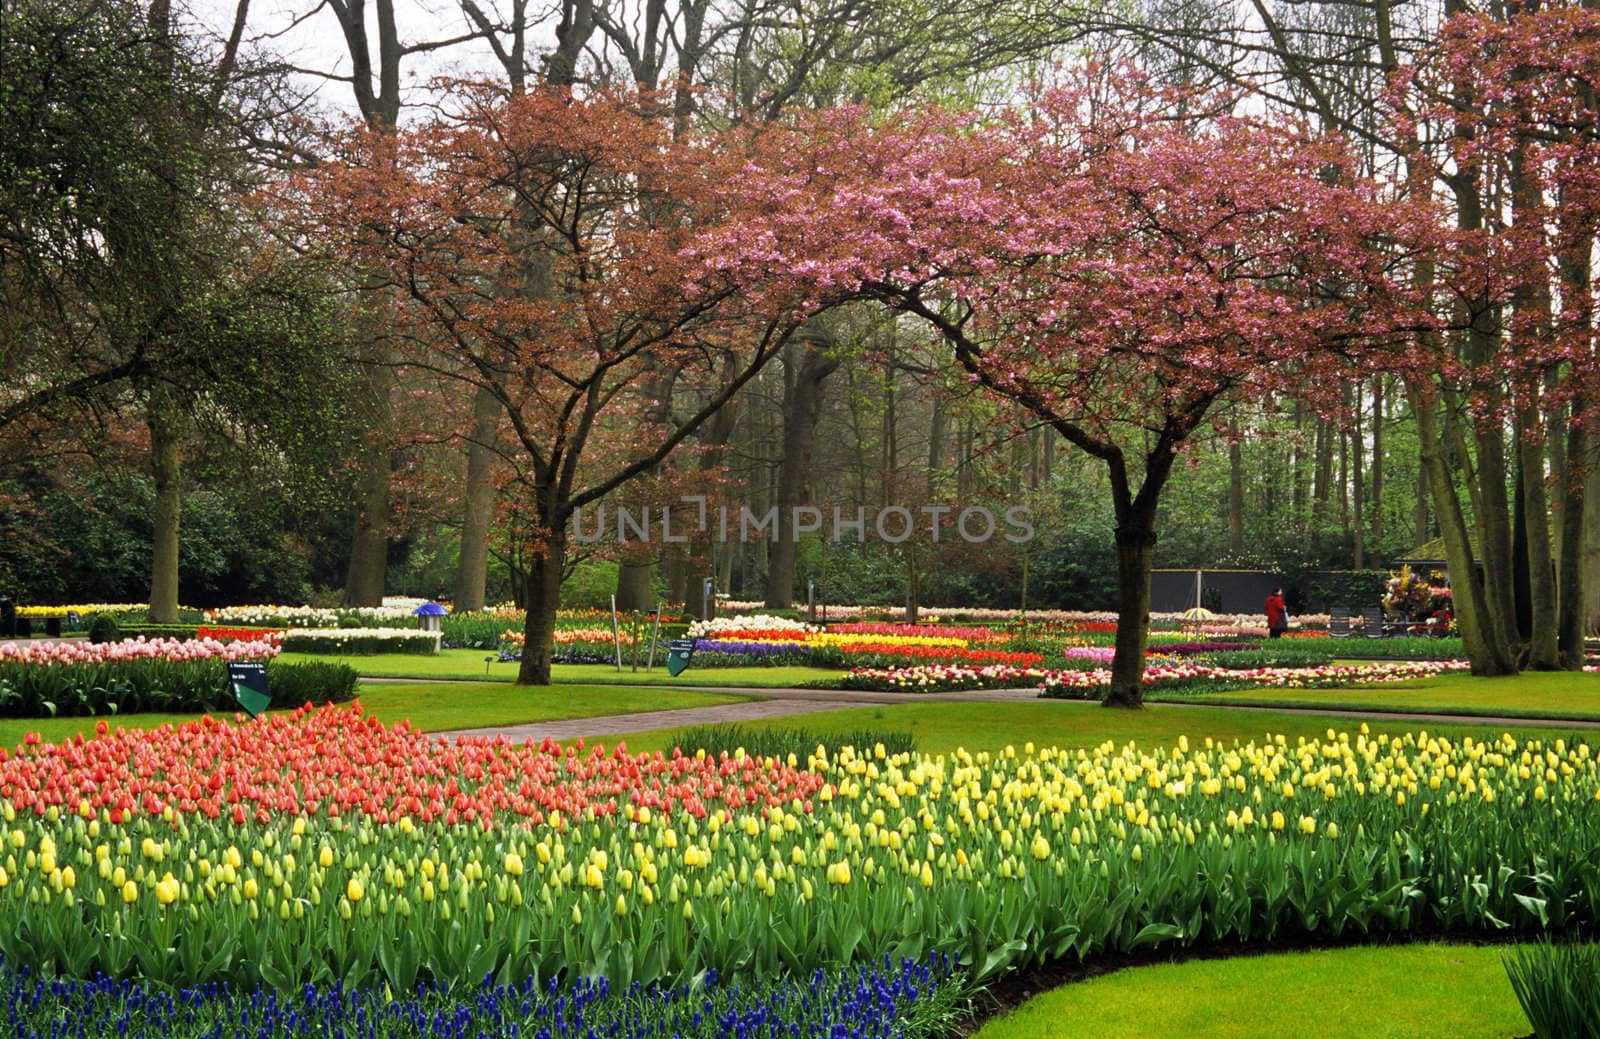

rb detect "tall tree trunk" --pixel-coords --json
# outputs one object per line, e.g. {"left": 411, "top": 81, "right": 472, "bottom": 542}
{"left": 1228, "top": 431, "right": 1244, "bottom": 554}
{"left": 1371, "top": 376, "right": 1384, "bottom": 547}
{"left": 1291, "top": 400, "right": 1307, "bottom": 524}
{"left": 1312, "top": 418, "right": 1333, "bottom": 551}
{"left": 1513, "top": 461, "right": 1533, "bottom": 641}
{"left": 1518, "top": 408, "right": 1559, "bottom": 668}
{"left": 452, "top": 385, "right": 501, "bottom": 610}
{"left": 765, "top": 341, "right": 837, "bottom": 609}
{"left": 1351, "top": 382, "right": 1366, "bottom": 570}
{"left": 1410, "top": 380, "right": 1517, "bottom": 674}
{"left": 516, "top": 518, "right": 568, "bottom": 686}
{"left": 344, "top": 341, "right": 393, "bottom": 606}
{"left": 1588, "top": 452, "right": 1600, "bottom": 637}
{"left": 1558, "top": 412, "right": 1589, "bottom": 667}
{"left": 1416, "top": 466, "right": 1430, "bottom": 547}
{"left": 616, "top": 560, "right": 653, "bottom": 613}
{"left": 1107, "top": 505, "right": 1158, "bottom": 709}
{"left": 147, "top": 403, "right": 183, "bottom": 625}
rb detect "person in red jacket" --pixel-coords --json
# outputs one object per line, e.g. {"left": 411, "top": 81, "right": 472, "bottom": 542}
{"left": 1264, "top": 587, "right": 1288, "bottom": 639}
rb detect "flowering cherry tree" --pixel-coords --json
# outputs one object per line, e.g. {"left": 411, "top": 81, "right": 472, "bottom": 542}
{"left": 705, "top": 75, "right": 1439, "bottom": 706}
{"left": 283, "top": 86, "right": 824, "bottom": 684}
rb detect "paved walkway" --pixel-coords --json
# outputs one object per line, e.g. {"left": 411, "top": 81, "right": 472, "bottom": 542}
{"left": 431, "top": 685, "right": 1042, "bottom": 743}
{"left": 423, "top": 678, "right": 1600, "bottom": 743}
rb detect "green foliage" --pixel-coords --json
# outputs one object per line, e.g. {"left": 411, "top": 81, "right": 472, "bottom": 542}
{"left": 440, "top": 613, "right": 508, "bottom": 650}
{"left": 86, "top": 615, "right": 121, "bottom": 644}
{"left": 1300, "top": 570, "right": 1387, "bottom": 611}
{"left": 562, "top": 559, "right": 621, "bottom": 610}
{"left": 673, "top": 722, "right": 915, "bottom": 760}
{"left": 1504, "top": 941, "right": 1600, "bottom": 1039}
{"left": 262, "top": 661, "right": 359, "bottom": 707}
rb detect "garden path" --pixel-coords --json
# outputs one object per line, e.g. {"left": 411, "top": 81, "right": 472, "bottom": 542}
{"left": 422, "top": 681, "right": 1600, "bottom": 744}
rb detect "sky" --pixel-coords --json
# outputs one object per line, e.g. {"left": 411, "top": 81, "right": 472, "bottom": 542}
{"left": 189, "top": 0, "right": 548, "bottom": 118}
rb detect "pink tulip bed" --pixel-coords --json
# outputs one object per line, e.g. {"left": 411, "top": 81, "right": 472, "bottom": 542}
{"left": 0, "top": 637, "right": 352, "bottom": 718}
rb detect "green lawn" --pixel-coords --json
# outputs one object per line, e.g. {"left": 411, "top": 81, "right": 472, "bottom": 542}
{"left": 564, "top": 699, "right": 1591, "bottom": 758}
{"left": 275, "top": 649, "right": 839, "bottom": 688}
{"left": 1154, "top": 669, "right": 1600, "bottom": 721}
{"left": 0, "top": 682, "right": 753, "bottom": 752}
{"left": 973, "top": 942, "right": 1530, "bottom": 1038}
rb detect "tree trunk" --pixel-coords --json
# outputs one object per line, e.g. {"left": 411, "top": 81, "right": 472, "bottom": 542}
{"left": 1312, "top": 418, "right": 1333, "bottom": 551}
{"left": 1410, "top": 380, "right": 1517, "bottom": 675}
{"left": 516, "top": 520, "right": 568, "bottom": 686}
{"left": 1513, "top": 461, "right": 1533, "bottom": 641}
{"left": 1351, "top": 382, "right": 1365, "bottom": 570}
{"left": 765, "top": 342, "right": 837, "bottom": 609}
{"left": 453, "top": 385, "right": 502, "bottom": 611}
{"left": 1588, "top": 453, "right": 1600, "bottom": 637}
{"left": 616, "top": 559, "right": 653, "bottom": 613}
{"left": 344, "top": 339, "right": 394, "bottom": 607}
{"left": 1416, "top": 465, "right": 1429, "bottom": 547}
{"left": 147, "top": 404, "right": 183, "bottom": 625}
{"left": 1558, "top": 413, "right": 1588, "bottom": 667}
{"left": 345, "top": 430, "right": 390, "bottom": 606}
{"left": 1518, "top": 411, "right": 1558, "bottom": 668}
{"left": 1371, "top": 376, "right": 1384, "bottom": 547}
{"left": 1106, "top": 512, "right": 1157, "bottom": 709}
{"left": 1228, "top": 434, "right": 1244, "bottom": 554}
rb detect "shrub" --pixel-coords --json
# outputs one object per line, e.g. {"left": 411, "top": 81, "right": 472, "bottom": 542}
{"left": 674, "top": 722, "right": 914, "bottom": 760}
{"left": 87, "top": 615, "right": 120, "bottom": 644}
{"left": 1504, "top": 940, "right": 1600, "bottom": 1039}
{"left": 264, "top": 661, "right": 358, "bottom": 706}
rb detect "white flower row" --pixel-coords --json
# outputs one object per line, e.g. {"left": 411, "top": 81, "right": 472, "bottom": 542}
{"left": 686, "top": 614, "right": 818, "bottom": 638}
{"left": 204, "top": 604, "right": 425, "bottom": 628}
{"left": 278, "top": 627, "right": 442, "bottom": 651}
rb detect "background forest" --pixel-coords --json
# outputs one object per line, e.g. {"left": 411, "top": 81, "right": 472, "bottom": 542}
{"left": 2, "top": 0, "right": 1596, "bottom": 643}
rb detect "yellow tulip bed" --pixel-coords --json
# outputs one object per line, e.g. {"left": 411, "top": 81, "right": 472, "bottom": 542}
{"left": 0, "top": 706, "right": 1594, "bottom": 1000}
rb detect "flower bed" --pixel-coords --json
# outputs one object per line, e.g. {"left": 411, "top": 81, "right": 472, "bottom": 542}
{"left": 278, "top": 628, "right": 442, "bottom": 656}
{"left": 204, "top": 604, "right": 423, "bottom": 629}
{"left": 194, "top": 626, "right": 283, "bottom": 644}
{"left": 0, "top": 638, "right": 360, "bottom": 718}
{"left": 1039, "top": 659, "right": 1470, "bottom": 698}
{"left": 673, "top": 620, "right": 1044, "bottom": 669}
{"left": 0, "top": 953, "right": 960, "bottom": 1039}
{"left": 836, "top": 665, "right": 1047, "bottom": 692}
{"left": 0, "top": 707, "right": 1595, "bottom": 998}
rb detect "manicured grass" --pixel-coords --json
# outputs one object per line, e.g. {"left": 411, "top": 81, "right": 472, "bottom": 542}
{"left": 568, "top": 699, "right": 1591, "bottom": 758}
{"left": 1156, "top": 670, "right": 1600, "bottom": 721}
{"left": 275, "top": 649, "right": 840, "bottom": 688}
{"left": 0, "top": 683, "right": 753, "bottom": 753}
{"left": 973, "top": 942, "right": 1530, "bottom": 1039}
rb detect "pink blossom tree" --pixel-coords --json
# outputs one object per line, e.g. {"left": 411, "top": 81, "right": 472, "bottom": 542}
{"left": 704, "top": 75, "right": 1440, "bottom": 706}
{"left": 282, "top": 86, "right": 828, "bottom": 684}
